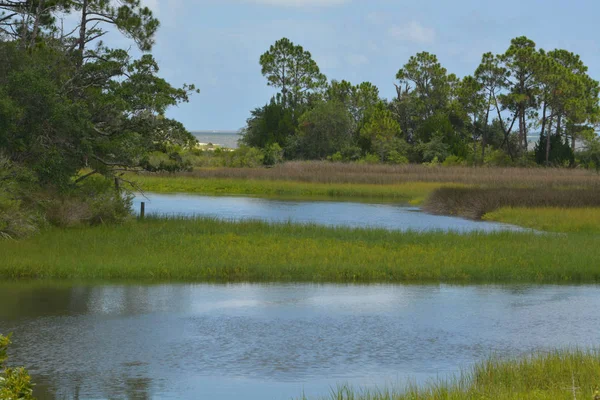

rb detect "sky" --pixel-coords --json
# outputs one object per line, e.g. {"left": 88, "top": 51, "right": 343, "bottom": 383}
{"left": 125, "top": 0, "right": 600, "bottom": 131}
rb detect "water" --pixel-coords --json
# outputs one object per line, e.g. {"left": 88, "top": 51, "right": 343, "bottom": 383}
{"left": 1, "top": 283, "right": 599, "bottom": 399}
{"left": 132, "top": 193, "right": 525, "bottom": 232}
{"left": 192, "top": 130, "right": 240, "bottom": 148}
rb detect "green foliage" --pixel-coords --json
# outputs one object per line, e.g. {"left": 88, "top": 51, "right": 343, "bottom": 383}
{"left": 359, "top": 102, "right": 403, "bottom": 161}
{"left": 259, "top": 38, "right": 326, "bottom": 108}
{"left": 0, "top": 334, "right": 35, "bottom": 400}
{"left": 296, "top": 102, "right": 354, "bottom": 159}
{"left": 534, "top": 134, "right": 574, "bottom": 166}
{"left": 262, "top": 143, "right": 284, "bottom": 166}
{"left": 223, "top": 146, "right": 265, "bottom": 168}
{"left": 442, "top": 155, "right": 466, "bottom": 166}
{"left": 417, "top": 133, "right": 451, "bottom": 162}
{"left": 241, "top": 98, "right": 296, "bottom": 150}
{"left": 484, "top": 149, "right": 512, "bottom": 167}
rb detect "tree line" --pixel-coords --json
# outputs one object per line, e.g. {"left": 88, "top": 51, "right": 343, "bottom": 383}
{"left": 242, "top": 37, "right": 600, "bottom": 167}
{"left": 0, "top": 0, "right": 198, "bottom": 237}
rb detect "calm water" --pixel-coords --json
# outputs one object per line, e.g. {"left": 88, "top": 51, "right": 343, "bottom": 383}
{"left": 132, "top": 193, "right": 525, "bottom": 232}
{"left": 192, "top": 130, "right": 240, "bottom": 148}
{"left": 1, "top": 283, "right": 598, "bottom": 399}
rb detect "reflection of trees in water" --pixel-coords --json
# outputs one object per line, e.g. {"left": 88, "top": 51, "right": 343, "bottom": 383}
{"left": 33, "top": 374, "right": 154, "bottom": 400}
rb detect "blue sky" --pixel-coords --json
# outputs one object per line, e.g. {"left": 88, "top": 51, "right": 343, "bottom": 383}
{"left": 137, "top": 0, "right": 600, "bottom": 130}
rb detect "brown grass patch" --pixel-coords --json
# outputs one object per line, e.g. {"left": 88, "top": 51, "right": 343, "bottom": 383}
{"left": 424, "top": 187, "right": 600, "bottom": 219}
{"left": 151, "top": 162, "right": 600, "bottom": 188}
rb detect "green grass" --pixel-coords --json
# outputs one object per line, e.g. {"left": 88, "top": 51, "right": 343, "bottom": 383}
{"left": 302, "top": 350, "right": 600, "bottom": 400}
{"left": 129, "top": 175, "right": 450, "bottom": 205}
{"left": 1, "top": 217, "right": 600, "bottom": 283}
{"left": 484, "top": 207, "right": 600, "bottom": 233}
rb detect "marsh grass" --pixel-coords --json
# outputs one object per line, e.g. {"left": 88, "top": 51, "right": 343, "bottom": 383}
{"left": 484, "top": 207, "right": 600, "bottom": 233}
{"left": 1, "top": 217, "right": 600, "bottom": 283}
{"left": 148, "top": 162, "right": 600, "bottom": 187}
{"left": 424, "top": 187, "right": 600, "bottom": 219}
{"left": 302, "top": 350, "right": 600, "bottom": 400}
{"left": 129, "top": 175, "right": 447, "bottom": 204}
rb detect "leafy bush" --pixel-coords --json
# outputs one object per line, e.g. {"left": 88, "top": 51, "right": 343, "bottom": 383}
{"left": 442, "top": 155, "right": 465, "bottom": 167}
{"left": 0, "top": 334, "right": 35, "bottom": 400}
{"left": 262, "top": 143, "right": 284, "bottom": 166}
{"left": 386, "top": 151, "right": 409, "bottom": 165}
{"left": 358, "top": 153, "right": 380, "bottom": 164}
{"left": 44, "top": 176, "right": 132, "bottom": 228}
{"left": 140, "top": 151, "right": 192, "bottom": 172}
{"left": 223, "top": 146, "right": 264, "bottom": 167}
{"left": 484, "top": 149, "right": 512, "bottom": 167}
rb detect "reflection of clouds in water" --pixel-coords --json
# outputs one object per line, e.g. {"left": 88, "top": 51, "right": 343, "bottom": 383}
{"left": 5, "top": 283, "right": 600, "bottom": 400}
{"left": 132, "top": 194, "right": 526, "bottom": 233}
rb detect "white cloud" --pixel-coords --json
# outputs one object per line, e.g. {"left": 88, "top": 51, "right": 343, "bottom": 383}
{"left": 389, "top": 21, "right": 436, "bottom": 45}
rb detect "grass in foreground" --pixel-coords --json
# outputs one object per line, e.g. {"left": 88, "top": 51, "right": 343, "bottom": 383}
{"left": 129, "top": 175, "right": 448, "bottom": 204}
{"left": 2, "top": 217, "right": 600, "bottom": 283}
{"left": 484, "top": 207, "right": 600, "bottom": 233}
{"left": 302, "top": 350, "right": 600, "bottom": 400}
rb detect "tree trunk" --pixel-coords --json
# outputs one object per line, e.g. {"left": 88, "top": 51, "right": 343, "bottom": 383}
{"left": 77, "top": 0, "right": 88, "bottom": 66}
{"left": 546, "top": 115, "right": 554, "bottom": 165}
{"left": 481, "top": 92, "right": 492, "bottom": 162}
{"left": 540, "top": 102, "right": 549, "bottom": 164}
{"left": 29, "top": 0, "right": 45, "bottom": 47}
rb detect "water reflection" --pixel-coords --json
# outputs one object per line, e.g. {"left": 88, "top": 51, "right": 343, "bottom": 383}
{"left": 132, "top": 194, "right": 525, "bottom": 232}
{"left": 1, "top": 283, "right": 598, "bottom": 400}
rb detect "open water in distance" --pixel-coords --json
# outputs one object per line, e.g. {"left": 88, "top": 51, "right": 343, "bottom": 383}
{"left": 132, "top": 193, "right": 525, "bottom": 233}
{"left": 0, "top": 283, "right": 598, "bottom": 399}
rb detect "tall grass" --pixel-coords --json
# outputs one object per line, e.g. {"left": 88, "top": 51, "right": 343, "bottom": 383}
{"left": 302, "top": 350, "right": 600, "bottom": 400}
{"left": 146, "top": 162, "right": 600, "bottom": 187}
{"left": 424, "top": 187, "right": 600, "bottom": 219}
{"left": 484, "top": 207, "right": 600, "bottom": 233}
{"left": 2, "top": 217, "right": 600, "bottom": 283}
{"left": 129, "top": 175, "right": 447, "bottom": 204}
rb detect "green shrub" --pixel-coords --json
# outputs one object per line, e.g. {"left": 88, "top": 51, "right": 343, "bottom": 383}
{"left": 45, "top": 176, "right": 132, "bottom": 227}
{"left": 0, "top": 334, "right": 35, "bottom": 400}
{"left": 386, "top": 151, "right": 409, "bottom": 165}
{"left": 224, "top": 146, "right": 264, "bottom": 167}
{"left": 262, "top": 143, "right": 284, "bottom": 166}
{"left": 442, "top": 155, "right": 465, "bottom": 167}
{"left": 328, "top": 152, "right": 344, "bottom": 162}
{"left": 484, "top": 149, "right": 512, "bottom": 167}
{"left": 358, "top": 153, "right": 380, "bottom": 165}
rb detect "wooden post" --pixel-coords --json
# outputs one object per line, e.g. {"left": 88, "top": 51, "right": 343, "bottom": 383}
{"left": 140, "top": 202, "right": 145, "bottom": 219}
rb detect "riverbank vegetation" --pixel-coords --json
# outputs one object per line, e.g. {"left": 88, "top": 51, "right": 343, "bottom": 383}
{"left": 303, "top": 350, "right": 600, "bottom": 400}
{"left": 424, "top": 187, "right": 600, "bottom": 219}
{"left": 484, "top": 207, "right": 600, "bottom": 233}
{"left": 0, "top": 334, "right": 34, "bottom": 400}
{"left": 2, "top": 217, "right": 600, "bottom": 283}
{"left": 0, "top": 1, "right": 198, "bottom": 238}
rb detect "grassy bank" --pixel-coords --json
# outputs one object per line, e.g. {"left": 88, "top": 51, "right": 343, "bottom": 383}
{"left": 303, "top": 350, "right": 600, "bottom": 400}
{"left": 424, "top": 187, "right": 600, "bottom": 219}
{"left": 2, "top": 217, "right": 600, "bottom": 283}
{"left": 484, "top": 207, "right": 600, "bottom": 233}
{"left": 130, "top": 175, "right": 447, "bottom": 204}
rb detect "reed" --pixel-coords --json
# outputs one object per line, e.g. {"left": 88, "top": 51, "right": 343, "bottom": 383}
{"left": 1, "top": 217, "right": 600, "bottom": 283}
{"left": 423, "top": 187, "right": 600, "bottom": 219}
{"left": 144, "top": 162, "right": 600, "bottom": 187}
{"left": 302, "top": 350, "right": 600, "bottom": 400}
